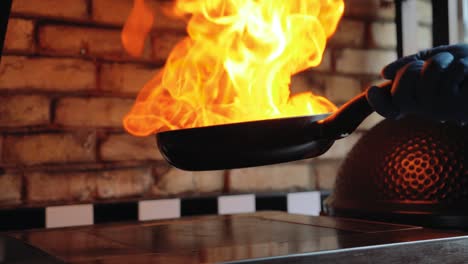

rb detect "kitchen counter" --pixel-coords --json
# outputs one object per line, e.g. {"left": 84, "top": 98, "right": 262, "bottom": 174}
{"left": 3, "top": 211, "right": 468, "bottom": 263}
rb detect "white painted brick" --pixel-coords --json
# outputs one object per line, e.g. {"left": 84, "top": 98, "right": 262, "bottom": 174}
{"left": 336, "top": 49, "right": 397, "bottom": 75}
{"left": 416, "top": 0, "right": 432, "bottom": 24}
{"left": 313, "top": 160, "right": 342, "bottom": 190}
{"left": 417, "top": 25, "right": 432, "bottom": 51}
{"left": 371, "top": 22, "right": 396, "bottom": 49}
{"left": 344, "top": 0, "right": 395, "bottom": 19}
{"left": 324, "top": 76, "right": 362, "bottom": 103}
{"left": 358, "top": 112, "right": 385, "bottom": 130}
{"left": 318, "top": 132, "right": 362, "bottom": 159}
{"left": 229, "top": 164, "right": 312, "bottom": 192}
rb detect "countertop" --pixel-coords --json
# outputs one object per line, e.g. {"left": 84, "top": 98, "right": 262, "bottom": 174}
{"left": 3, "top": 211, "right": 468, "bottom": 263}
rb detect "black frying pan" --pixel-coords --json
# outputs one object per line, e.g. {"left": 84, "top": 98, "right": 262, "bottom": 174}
{"left": 157, "top": 82, "right": 392, "bottom": 171}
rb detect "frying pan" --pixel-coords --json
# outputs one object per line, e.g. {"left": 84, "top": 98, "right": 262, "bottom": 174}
{"left": 157, "top": 81, "right": 392, "bottom": 171}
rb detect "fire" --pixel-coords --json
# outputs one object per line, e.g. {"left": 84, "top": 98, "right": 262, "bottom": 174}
{"left": 123, "top": 0, "right": 344, "bottom": 136}
{"left": 121, "top": 0, "right": 154, "bottom": 57}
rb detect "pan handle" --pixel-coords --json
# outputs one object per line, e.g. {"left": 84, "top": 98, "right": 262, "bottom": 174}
{"left": 320, "top": 81, "right": 392, "bottom": 139}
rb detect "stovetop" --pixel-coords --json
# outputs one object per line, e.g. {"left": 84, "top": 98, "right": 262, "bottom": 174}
{"left": 2, "top": 211, "right": 468, "bottom": 263}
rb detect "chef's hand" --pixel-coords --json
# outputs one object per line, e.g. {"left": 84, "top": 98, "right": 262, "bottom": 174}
{"left": 366, "top": 44, "right": 468, "bottom": 123}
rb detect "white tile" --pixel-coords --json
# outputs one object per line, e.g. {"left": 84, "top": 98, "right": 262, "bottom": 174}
{"left": 218, "top": 194, "right": 255, "bottom": 215}
{"left": 139, "top": 199, "right": 180, "bottom": 221}
{"left": 46, "top": 204, "right": 93, "bottom": 228}
{"left": 287, "top": 191, "right": 321, "bottom": 216}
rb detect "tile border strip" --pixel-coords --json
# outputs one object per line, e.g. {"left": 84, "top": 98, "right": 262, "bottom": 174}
{"left": 0, "top": 191, "right": 328, "bottom": 230}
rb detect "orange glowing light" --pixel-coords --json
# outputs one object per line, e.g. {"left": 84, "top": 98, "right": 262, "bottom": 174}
{"left": 123, "top": 0, "right": 344, "bottom": 136}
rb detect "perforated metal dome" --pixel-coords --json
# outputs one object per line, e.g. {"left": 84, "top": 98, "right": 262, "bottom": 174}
{"left": 326, "top": 116, "right": 468, "bottom": 228}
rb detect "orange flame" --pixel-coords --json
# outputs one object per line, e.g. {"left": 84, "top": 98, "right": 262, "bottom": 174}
{"left": 121, "top": 0, "right": 154, "bottom": 57}
{"left": 123, "top": 0, "right": 344, "bottom": 136}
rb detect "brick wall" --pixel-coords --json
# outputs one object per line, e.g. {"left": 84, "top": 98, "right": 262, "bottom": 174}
{"left": 0, "top": 0, "right": 430, "bottom": 207}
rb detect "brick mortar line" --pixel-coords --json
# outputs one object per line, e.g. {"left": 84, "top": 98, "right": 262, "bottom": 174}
{"left": 35, "top": 50, "right": 166, "bottom": 65}
{"left": 1, "top": 161, "right": 163, "bottom": 173}
{"left": 328, "top": 38, "right": 397, "bottom": 51}
{"left": 20, "top": 171, "right": 27, "bottom": 206}
{"left": 303, "top": 70, "right": 381, "bottom": 80}
{"left": 0, "top": 90, "right": 137, "bottom": 99}
{"left": 11, "top": 13, "right": 125, "bottom": 30}
{"left": 329, "top": 47, "right": 399, "bottom": 53}
{"left": 0, "top": 127, "right": 126, "bottom": 135}
{"left": 312, "top": 158, "right": 348, "bottom": 164}
{"left": 34, "top": 17, "right": 188, "bottom": 36}
{"left": 418, "top": 22, "right": 432, "bottom": 27}
{"left": 10, "top": 12, "right": 188, "bottom": 33}
{"left": 95, "top": 61, "right": 102, "bottom": 94}
{"left": 342, "top": 15, "right": 396, "bottom": 24}
{"left": 95, "top": 130, "right": 105, "bottom": 163}
{"left": 49, "top": 97, "right": 57, "bottom": 125}
{"left": 86, "top": 0, "right": 93, "bottom": 19}
{"left": 2, "top": 51, "right": 167, "bottom": 67}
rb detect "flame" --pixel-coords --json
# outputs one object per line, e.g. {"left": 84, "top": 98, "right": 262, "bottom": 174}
{"left": 121, "top": 0, "right": 154, "bottom": 57}
{"left": 123, "top": 0, "right": 344, "bottom": 136}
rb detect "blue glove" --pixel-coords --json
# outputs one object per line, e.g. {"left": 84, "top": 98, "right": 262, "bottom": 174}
{"left": 366, "top": 44, "right": 468, "bottom": 123}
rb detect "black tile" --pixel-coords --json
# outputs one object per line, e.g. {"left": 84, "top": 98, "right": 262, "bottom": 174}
{"left": 181, "top": 197, "right": 217, "bottom": 216}
{"left": 0, "top": 208, "right": 45, "bottom": 231}
{"left": 255, "top": 195, "right": 287, "bottom": 211}
{"left": 320, "top": 191, "right": 331, "bottom": 213}
{"left": 94, "top": 202, "right": 138, "bottom": 224}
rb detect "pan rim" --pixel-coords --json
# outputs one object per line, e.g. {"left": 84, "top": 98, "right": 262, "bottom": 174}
{"left": 157, "top": 113, "right": 332, "bottom": 135}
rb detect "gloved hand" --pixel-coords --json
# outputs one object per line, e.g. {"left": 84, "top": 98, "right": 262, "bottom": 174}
{"left": 366, "top": 44, "right": 468, "bottom": 123}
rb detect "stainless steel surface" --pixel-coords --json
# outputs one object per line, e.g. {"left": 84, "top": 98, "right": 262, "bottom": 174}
{"left": 6, "top": 212, "right": 468, "bottom": 263}
{"left": 0, "top": 235, "right": 62, "bottom": 263}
